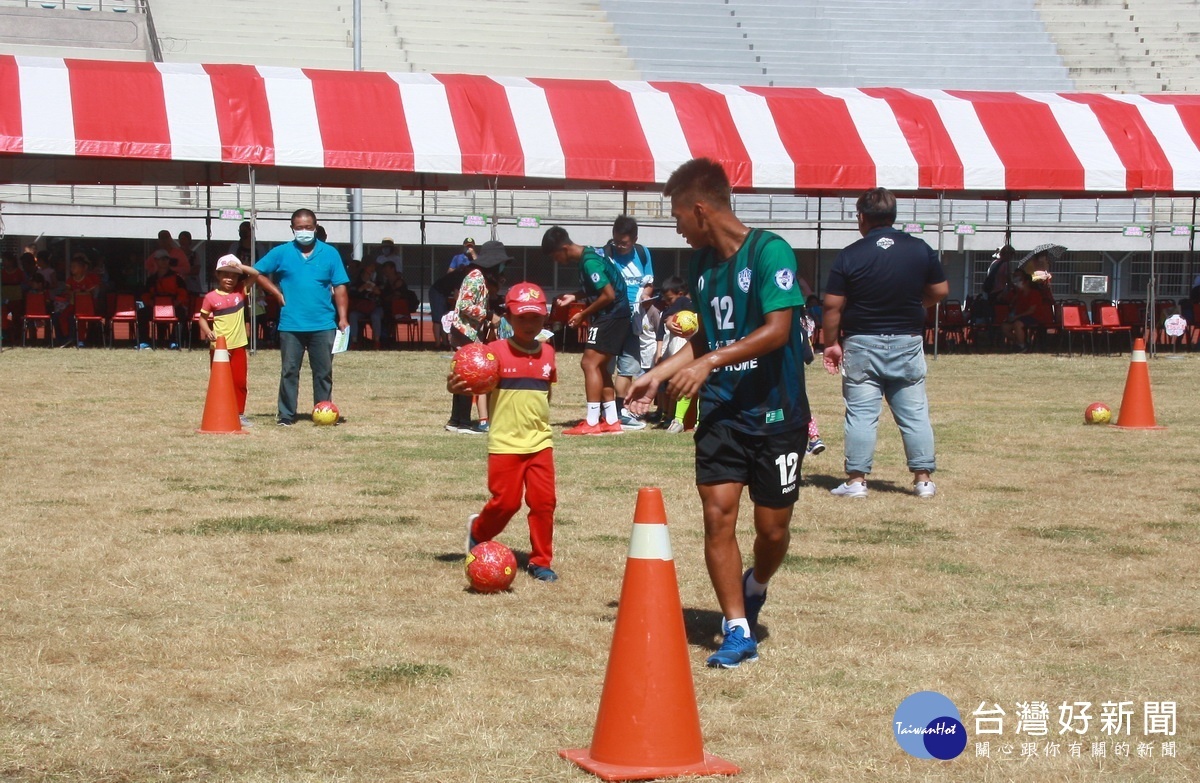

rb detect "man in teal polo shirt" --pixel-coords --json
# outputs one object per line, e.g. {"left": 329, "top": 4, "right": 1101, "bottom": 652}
{"left": 255, "top": 209, "right": 350, "bottom": 425}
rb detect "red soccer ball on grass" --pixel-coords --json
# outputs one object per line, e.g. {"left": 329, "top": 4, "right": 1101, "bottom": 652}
{"left": 465, "top": 541, "right": 518, "bottom": 593}
{"left": 1083, "top": 401, "right": 1112, "bottom": 425}
{"left": 312, "top": 400, "right": 340, "bottom": 425}
{"left": 451, "top": 342, "right": 501, "bottom": 395}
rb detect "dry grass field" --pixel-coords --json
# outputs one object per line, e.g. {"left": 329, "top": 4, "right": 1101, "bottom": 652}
{"left": 1, "top": 344, "right": 1198, "bottom": 782}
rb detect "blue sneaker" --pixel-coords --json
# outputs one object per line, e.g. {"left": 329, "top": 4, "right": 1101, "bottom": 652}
{"left": 526, "top": 564, "right": 559, "bottom": 582}
{"left": 466, "top": 513, "right": 480, "bottom": 554}
{"left": 742, "top": 568, "right": 767, "bottom": 632}
{"left": 706, "top": 625, "right": 758, "bottom": 669}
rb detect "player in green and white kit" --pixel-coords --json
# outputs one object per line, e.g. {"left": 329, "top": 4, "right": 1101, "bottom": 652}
{"left": 626, "top": 158, "right": 811, "bottom": 668}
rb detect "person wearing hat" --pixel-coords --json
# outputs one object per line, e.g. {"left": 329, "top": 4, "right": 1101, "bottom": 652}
{"left": 451, "top": 282, "right": 561, "bottom": 582}
{"left": 982, "top": 244, "right": 1015, "bottom": 306}
{"left": 198, "top": 255, "right": 284, "bottom": 426}
{"left": 445, "top": 240, "right": 510, "bottom": 434}
{"left": 447, "top": 238, "right": 477, "bottom": 273}
{"left": 374, "top": 238, "right": 403, "bottom": 275}
{"left": 254, "top": 208, "right": 350, "bottom": 426}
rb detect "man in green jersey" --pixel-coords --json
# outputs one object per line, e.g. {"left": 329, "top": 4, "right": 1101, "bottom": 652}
{"left": 626, "top": 158, "right": 811, "bottom": 668}
{"left": 543, "top": 226, "right": 631, "bottom": 435}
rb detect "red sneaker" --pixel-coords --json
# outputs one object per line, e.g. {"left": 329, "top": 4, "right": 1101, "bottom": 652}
{"left": 600, "top": 420, "right": 624, "bottom": 434}
{"left": 563, "top": 421, "right": 606, "bottom": 436}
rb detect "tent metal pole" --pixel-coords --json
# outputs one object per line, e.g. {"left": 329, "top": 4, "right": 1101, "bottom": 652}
{"left": 249, "top": 165, "right": 257, "bottom": 355}
{"left": 349, "top": 0, "right": 363, "bottom": 264}
{"left": 815, "top": 195, "right": 822, "bottom": 297}
{"left": 1147, "top": 192, "right": 1157, "bottom": 358}
{"left": 491, "top": 179, "right": 499, "bottom": 241}
{"left": 934, "top": 191, "right": 944, "bottom": 359}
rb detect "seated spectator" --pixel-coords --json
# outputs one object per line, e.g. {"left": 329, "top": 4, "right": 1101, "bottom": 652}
{"left": 60, "top": 253, "right": 101, "bottom": 346}
{"left": 1002, "top": 270, "right": 1044, "bottom": 351}
{"left": 348, "top": 260, "right": 384, "bottom": 349}
{"left": 144, "top": 230, "right": 190, "bottom": 276}
{"left": 2, "top": 251, "right": 26, "bottom": 342}
{"left": 140, "top": 255, "right": 190, "bottom": 345}
{"left": 447, "top": 237, "right": 476, "bottom": 272}
{"left": 375, "top": 238, "right": 403, "bottom": 274}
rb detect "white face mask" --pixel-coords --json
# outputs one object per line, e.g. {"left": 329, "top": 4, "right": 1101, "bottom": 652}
{"left": 293, "top": 229, "right": 316, "bottom": 246}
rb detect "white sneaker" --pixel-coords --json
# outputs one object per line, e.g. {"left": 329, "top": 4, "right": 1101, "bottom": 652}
{"left": 238, "top": 414, "right": 254, "bottom": 428}
{"left": 830, "top": 481, "right": 868, "bottom": 498}
{"left": 665, "top": 419, "right": 686, "bottom": 434}
{"left": 466, "top": 513, "right": 480, "bottom": 554}
{"left": 618, "top": 413, "right": 646, "bottom": 430}
{"left": 913, "top": 481, "right": 937, "bottom": 498}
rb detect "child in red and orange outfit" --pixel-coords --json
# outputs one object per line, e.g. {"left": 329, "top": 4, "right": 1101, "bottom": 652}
{"left": 198, "top": 254, "right": 284, "bottom": 427}
{"left": 448, "top": 282, "right": 560, "bottom": 582}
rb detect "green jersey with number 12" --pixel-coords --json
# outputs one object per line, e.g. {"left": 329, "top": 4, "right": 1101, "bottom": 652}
{"left": 687, "top": 228, "right": 810, "bottom": 435}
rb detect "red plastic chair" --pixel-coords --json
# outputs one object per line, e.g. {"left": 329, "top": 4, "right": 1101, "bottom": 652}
{"left": 1058, "top": 303, "right": 1097, "bottom": 356}
{"left": 1096, "top": 304, "right": 1132, "bottom": 355}
{"left": 73, "top": 294, "right": 107, "bottom": 347}
{"left": 150, "top": 296, "right": 181, "bottom": 348}
{"left": 109, "top": 293, "right": 139, "bottom": 347}
{"left": 391, "top": 297, "right": 421, "bottom": 344}
{"left": 22, "top": 291, "right": 54, "bottom": 346}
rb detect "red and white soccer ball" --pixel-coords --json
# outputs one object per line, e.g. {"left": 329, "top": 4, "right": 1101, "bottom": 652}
{"left": 452, "top": 342, "right": 501, "bottom": 395}
{"left": 312, "top": 400, "right": 340, "bottom": 426}
{"left": 1084, "top": 401, "right": 1112, "bottom": 425}
{"left": 465, "top": 541, "right": 518, "bottom": 593}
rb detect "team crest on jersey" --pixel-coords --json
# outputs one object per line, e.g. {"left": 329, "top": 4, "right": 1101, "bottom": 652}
{"left": 591, "top": 272, "right": 601, "bottom": 283}
{"left": 774, "top": 269, "right": 794, "bottom": 291}
{"left": 876, "top": 237, "right": 895, "bottom": 250}
{"left": 737, "top": 267, "right": 753, "bottom": 293}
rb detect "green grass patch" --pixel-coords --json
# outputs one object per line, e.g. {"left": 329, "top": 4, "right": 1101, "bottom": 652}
{"left": 348, "top": 663, "right": 452, "bottom": 685}
{"left": 585, "top": 534, "right": 627, "bottom": 545}
{"left": 1021, "top": 525, "right": 1102, "bottom": 543}
{"left": 781, "top": 554, "right": 862, "bottom": 572}
{"left": 1107, "top": 544, "right": 1154, "bottom": 557}
{"left": 833, "top": 520, "right": 954, "bottom": 546}
{"left": 928, "top": 560, "right": 979, "bottom": 575}
{"left": 262, "top": 494, "right": 294, "bottom": 502}
{"left": 1155, "top": 625, "right": 1200, "bottom": 637}
{"left": 179, "top": 514, "right": 418, "bottom": 535}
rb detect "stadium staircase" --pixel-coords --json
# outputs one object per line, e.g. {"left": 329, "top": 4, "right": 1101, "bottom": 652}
{"left": 601, "top": 0, "right": 1071, "bottom": 90}
{"left": 0, "top": 0, "right": 152, "bottom": 61}
{"left": 1036, "top": 0, "right": 1200, "bottom": 92}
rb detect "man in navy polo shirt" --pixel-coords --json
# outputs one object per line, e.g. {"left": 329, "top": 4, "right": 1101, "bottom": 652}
{"left": 255, "top": 208, "right": 350, "bottom": 426}
{"left": 822, "top": 188, "right": 948, "bottom": 499}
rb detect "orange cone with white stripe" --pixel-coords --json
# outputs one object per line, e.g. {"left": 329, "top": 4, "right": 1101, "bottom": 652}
{"left": 197, "top": 336, "right": 245, "bottom": 434}
{"left": 560, "top": 487, "right": 738, "bottom": 781}
{"left": 1113, "top": 338, "right": 1165, "bottom": 430}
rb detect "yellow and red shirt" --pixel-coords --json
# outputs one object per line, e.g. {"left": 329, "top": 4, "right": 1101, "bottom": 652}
{"left": 486, "top": 338, "right": 556, "bottom": 455}
{"left": 201, "top": 289, "right": 248, "bottom": 350}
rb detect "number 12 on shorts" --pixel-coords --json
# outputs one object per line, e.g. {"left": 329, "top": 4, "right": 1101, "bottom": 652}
{"left": 775, "top": 452, "right": 798, "bottom": 488}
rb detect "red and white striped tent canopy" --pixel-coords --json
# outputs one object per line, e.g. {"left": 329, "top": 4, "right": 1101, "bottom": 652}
{"left": 2, "top": 55, "right": 1200, "bottom": 195}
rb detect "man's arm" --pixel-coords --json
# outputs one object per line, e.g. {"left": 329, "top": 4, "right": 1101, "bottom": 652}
{"left": 571, "top": 284, "right": 616, "bottom": 328}
{"left": 333, "top": 285, "right": 349, "bottom": 331}
{"left": 923, "top": 281, "right": 950, "bottom": 308}
{"left": 821, "top": 293, "right": 846, "bottom": 373}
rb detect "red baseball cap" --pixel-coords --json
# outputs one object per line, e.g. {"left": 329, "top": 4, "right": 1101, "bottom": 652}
{"left": 505, "top": 282, "right": 548, "bottom": 315}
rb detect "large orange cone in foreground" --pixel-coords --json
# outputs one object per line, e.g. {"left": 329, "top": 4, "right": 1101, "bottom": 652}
{"left": 1113, "top": 338, "right": 1166, "bottom": 430}
{"left": 197, "top": 336, "right": 245, "bottom": 434}
{"left": 560, "top": 487, "right": 738, "bottom": 781}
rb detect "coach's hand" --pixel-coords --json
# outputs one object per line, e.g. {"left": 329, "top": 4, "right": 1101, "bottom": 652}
{"left": 667, "top": 360, "right": 709, "bottom": 401}
{"left": 446, "top": 371, "right": 473, "bottom": 396}
{"left": 823, "top": 343, "right": 843, "bottom": 374}
{"left": 624, "top": 372, "right": 657, "bottom": 416}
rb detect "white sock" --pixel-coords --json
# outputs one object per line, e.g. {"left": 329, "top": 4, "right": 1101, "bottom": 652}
{"left": 745, "top": 571, "right": 768, "bottom": 597}
{"left": 602, "top": 400, "right": 619, "bottom": 424}
{"left": 726, "top": 618, "right": 751, "bottom": 638}
{"left": 586, "top": 402, "right": 601, "bottom": 426}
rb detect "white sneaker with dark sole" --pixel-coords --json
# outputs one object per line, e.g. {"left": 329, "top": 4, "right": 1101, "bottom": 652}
{"left": 830, "top": 481, "right": 868, "bottom": 498}
{"left": 913, "top": 481, "right": 937, "bottom": 498}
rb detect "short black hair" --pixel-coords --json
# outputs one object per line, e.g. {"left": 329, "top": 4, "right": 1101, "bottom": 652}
{"left": 663, "top": 158, "right": 731, "bottom": 209}
{"left": 612, "top": 215, "right": 638, "bottom": 240}
{"left": 855, "top": 187, "right": 897, "bottom": 228}
{"left": 660, "top": 275, "right": 687, "bottom": 296}
{"left": 291, "top": 208, "right": 317, "bottom": 225}
{"left": 541, "top": 225, "right": 571, "bottom": 256}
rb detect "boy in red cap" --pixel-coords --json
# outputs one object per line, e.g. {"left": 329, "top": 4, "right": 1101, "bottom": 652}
{"left": 448, "top": 282, "right": 560, "bottom": 582}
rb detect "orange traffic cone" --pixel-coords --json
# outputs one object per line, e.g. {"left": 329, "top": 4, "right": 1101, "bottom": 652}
{"left": 1113, "top": 338, "right": 1166, "bottom": 430}
{"left": 560, "top": 487, "right": 739, "bottom": 781}
{"left": 197, "top": 336, "right": 245, "bottom": 434}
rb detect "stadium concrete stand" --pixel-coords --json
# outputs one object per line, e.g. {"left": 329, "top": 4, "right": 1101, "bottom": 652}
{"left": 149, "top": 0, "right": 636, "bottom": 78}
{"left": 602, "top": 0, "right": 1072, "bottom": 90}
{"left": 0, "top": 0, "right": 153, "bottom": 62}
{"left": 1037, "top": 0, "right": 1200, "bottom": 92}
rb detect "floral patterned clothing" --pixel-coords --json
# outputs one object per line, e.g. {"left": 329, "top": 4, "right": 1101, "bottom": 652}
{"left": 452, "top": 269, "right": 489, "bottom": 342}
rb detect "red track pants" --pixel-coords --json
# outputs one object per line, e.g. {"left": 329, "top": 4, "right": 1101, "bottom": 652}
{"left": 209, "top": 345, "right": 248, "bottom": 415}
{"left": 470, "top": 448, "right": 556, "bottom": 568}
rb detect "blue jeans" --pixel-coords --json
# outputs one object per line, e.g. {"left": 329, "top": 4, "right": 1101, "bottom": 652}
{"left": 841, "top": 334, "right": 936, "bottom": 475}
{"left": 278, "top": 329, "right": 336, "bottom": 423}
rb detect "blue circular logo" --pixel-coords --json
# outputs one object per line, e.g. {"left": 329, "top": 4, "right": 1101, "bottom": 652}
{"left": 893, "top": 691, "right": 967, "bottom": 760}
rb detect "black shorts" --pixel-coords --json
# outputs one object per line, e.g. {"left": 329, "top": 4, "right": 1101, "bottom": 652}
{"left": 585, "top": 317, "right": 628, "bottom": 357}
{"left": 695, "top": 421, "right": 805, "bottom": 508}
